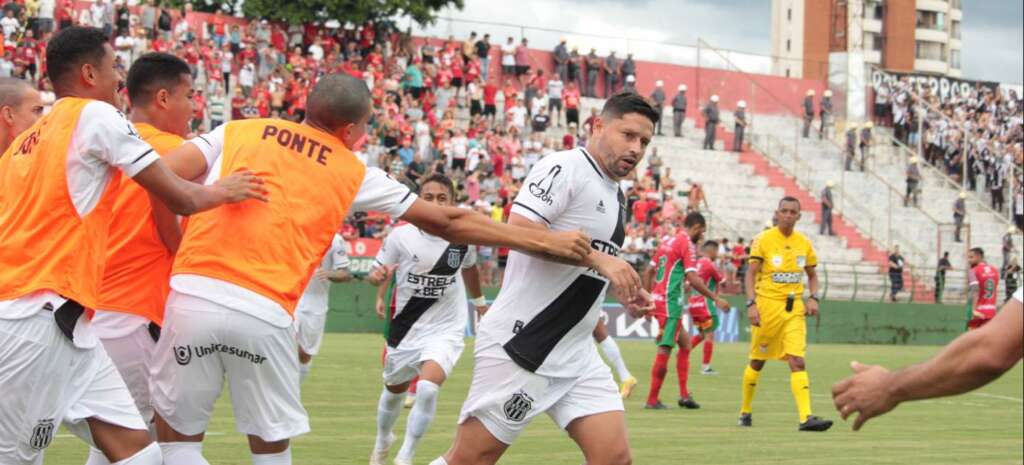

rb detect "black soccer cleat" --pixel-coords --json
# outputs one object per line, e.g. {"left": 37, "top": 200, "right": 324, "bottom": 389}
{"left": 644, "top": 401, "right": 669, "bottom": 410}
{"left": 737, "top": 413, "right": 752, "bottom": 427}
{"left": 798, "top": 415, "right": 834, "bottom": 432}
{"left": 677, "top": 396, "right": 701, "bottom": 409}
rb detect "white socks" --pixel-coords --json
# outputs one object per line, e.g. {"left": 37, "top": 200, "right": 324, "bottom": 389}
{"left": 111, "top": 443, "right": 162, "bottom": 465}
{"left": 600, "top": 337, "right": 632, "bottom": 381}
{"left": 299, "top": 361, "right": 312, "bottom": 383}
{"left": 429, "top": 457, "right": 449, "bottom": 465}
{"left": 375, "top": 387, "right": 405, "bottom": 450}
{"left": 159, "top": 441, "right": 210, "bottom": 465}
{"left": 252, "top": 447, "right": 291, "bottom": 465}
{"left": 396, "top": 380, "right": 440, "bottom": 462}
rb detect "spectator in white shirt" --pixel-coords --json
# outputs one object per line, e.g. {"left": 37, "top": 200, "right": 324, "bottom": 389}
{"left": 308, "top": 38, "right": 324, "bottom": 62}
{"left": 450, "top": 128, "right": 469, "bottom": 173}
{"left": 0, "top": 10, "right": 19, "bottom": 42}
{"left": 507, "top": 97, "right": 528, "bottom": 132}
{"left": 113, "top": 29, "right": 135, "bottom": 65}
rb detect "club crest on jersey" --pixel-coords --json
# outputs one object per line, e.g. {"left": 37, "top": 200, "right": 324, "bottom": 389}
{"left": 596, "top": 200, "right": 606, "bottom": 213}
{"left": 771, "top": 255, "right": 783, "bottom": 267}
{"left": 503, "top": 390, "right": 535, "bottom": 422}
{"left": 447, "top": 249, "right": 463, "bottom": 269}
{"left": 29, "top": 418, "right": 55, "bottom": 450}
{"left": 796, "top": 256, "right": 806, "bottom": 267}
{"left": 529, "top": 165, "right": 561, "bottom": 205}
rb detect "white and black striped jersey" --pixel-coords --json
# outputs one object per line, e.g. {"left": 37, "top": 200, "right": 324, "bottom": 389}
{"left": 375, "top": 224, "right": 477, "bottom": 349}
{"left": 476, "top": 147, "right": 626, "bottom": 378}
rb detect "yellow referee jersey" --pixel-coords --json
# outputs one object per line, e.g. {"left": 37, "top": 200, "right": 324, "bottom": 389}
{"left": 749, "top": 227, "right": 817, "bottom": 302}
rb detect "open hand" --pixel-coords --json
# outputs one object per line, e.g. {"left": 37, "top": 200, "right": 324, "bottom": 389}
{"left": 215, "top": 169, "right": 268, "bottom": 203}
{"left": 831, "top": 361, "right": 899, "bottom": 431}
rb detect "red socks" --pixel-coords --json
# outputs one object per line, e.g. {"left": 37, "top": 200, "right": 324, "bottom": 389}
{"left": 677, "top": 347, "right": 691, "bottom": 398}
{"left": 647, "top": 352, "right": 670, "bottom": 405}
{"left": 703, "top": 339, "right": 714, "bottom": 365}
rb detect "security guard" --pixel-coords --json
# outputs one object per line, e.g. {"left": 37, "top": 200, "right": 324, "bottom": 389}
{"left": 702, "top": 94, "right": 720, "bottom": 150}
{"left": 672, "top": 84, "right": 687, "bottom": 137}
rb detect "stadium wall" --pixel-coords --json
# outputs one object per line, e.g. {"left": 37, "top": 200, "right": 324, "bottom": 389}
{"left": 327, "top": 284, "right": 970, "bottom": 346}
{"left": 412, "top": 37, "right": 827, "bottom": 117}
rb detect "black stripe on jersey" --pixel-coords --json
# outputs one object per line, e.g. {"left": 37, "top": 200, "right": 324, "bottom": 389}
{"left": 512, "top": 201, "right": 552, "bottom": 225}
{"left": 131, "top": 148, "right": 155, "bottom": 164}
{"left": 579, "top": 148, "right": 603, "bottom": 179}
{"left": 386, "top": 243, "right": 469, "bottom": 347}
{"left": 387, "top": 296, "right": 435, "bottom": 348}
{"left": 503, "top": 274, "right": 606, "bottom": 372}
{"left": 401, "top": 190, "right": 414, "bottom": 203}
{"left": 612, "top": 189, "right": 626, "bottom": 247}
{"left": 196, "top": 135, "right": 213, "bottom": 147}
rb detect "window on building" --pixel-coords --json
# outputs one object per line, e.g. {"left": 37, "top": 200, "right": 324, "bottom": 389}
{"left": 916, "top": 10, "right": 946, "bottom": 31}
{"left": 951, "top": 49, "right": 961, "bottom": 69}
{"left": 785, "top": 69, "right": 791, "bottom": 78}
{"left": 951, "top": 20, "right": 961, "bottom": 39}
{"left": 951, "top": 0, "right": 962, "bottom": 10}
{"left": 786, "top": 39, "right": 791, "bottom": 52}
{"left": 915, "top": 41, "right": 944, "bottom": 60}
{"left": 865, "top": 0, "right": 884, "bottom": 20}
{"left": 787, "top": 8, "right": 792, "bottom": 21}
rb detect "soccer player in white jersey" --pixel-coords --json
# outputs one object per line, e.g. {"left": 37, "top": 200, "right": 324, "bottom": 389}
{"left": 146, "top": 73, "right": 592, "bottom": 465}
{"left": 367, "top": 174, "right": 489, "bottom": 465}
{"left": 295, "top": 232, "right": 352, "bottom": 383}
{"left": 430, "top": 92, "right": 659, "bottom": 465}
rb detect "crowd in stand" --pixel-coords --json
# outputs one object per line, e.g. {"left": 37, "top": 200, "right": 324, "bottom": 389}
{"left": 873, "top": 77, "right": 1024, "bottom": 227}
{"left": 2, "top": 0, "right": 746, "bottom": 286}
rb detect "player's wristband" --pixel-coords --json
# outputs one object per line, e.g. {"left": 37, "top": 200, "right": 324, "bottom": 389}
{"left": 808, "top": 294, "right": 820, "bottom": 302}
{"left": 745, "top": 299, "right": 756, "bottom": 308}
{"left": 471, "top": 296, "right": 487, "bottom": 306}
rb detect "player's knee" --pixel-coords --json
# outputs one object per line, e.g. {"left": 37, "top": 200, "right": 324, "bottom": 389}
{"left": 592, "top": 447, "right": 632, "bottom": 465}
{"left": 297, "top": 349, "right": 312, "bottom": 364}
{"left": 787, "top": 356, "right": 806, "bottom": 371}
{"left": 247, "top": 435, "right": 289, "bottom": 454}
{"left": 749, "top": 359, "right": 765, "bottom": 371}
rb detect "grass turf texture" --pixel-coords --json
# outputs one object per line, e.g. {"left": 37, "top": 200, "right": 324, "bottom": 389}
{"left": 47, "top": 334, "right": 1023, "bottom": 464}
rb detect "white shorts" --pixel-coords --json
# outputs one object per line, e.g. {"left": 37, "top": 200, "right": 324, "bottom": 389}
{"left": 294, "top": 307, "right": 327, "bottom": 357}
{"left": 93, "top": 311, "right": 157, "bottom": 425}
{"left": 383, "top": 335, "right": 464, "bottom": 386}
{"left": 149, "top": 292, "right": 309, "bottom": 442}
{"left": 0, "top": 311, "right": 146, "bottom": 465}
{"left": 457, "top": 356, "right": 623, "bottom": 445}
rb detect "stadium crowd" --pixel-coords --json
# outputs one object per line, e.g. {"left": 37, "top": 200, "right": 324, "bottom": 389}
{"left": 872, "top": 76, "right": 1024, "bottom": 226}
{"left": 1, "top": 0, "right": 750, "bottom": 286}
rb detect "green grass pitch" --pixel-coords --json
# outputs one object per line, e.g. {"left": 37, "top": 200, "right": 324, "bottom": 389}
{"left": 46, "top": 334, "right": 1023, "bottom": 464}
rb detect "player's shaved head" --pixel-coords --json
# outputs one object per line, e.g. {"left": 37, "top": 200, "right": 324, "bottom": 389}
{"left": 0, "top": 78, "right": 33, "bottom": 108}
{"left": 969, "top": 247, "right": 984, "bottom": 257}
{"left": 703, "top": 240, "right": 719, "bottom": 250}
{"left": 0, "top": 78, "right": 44, "bottom": 153}
{"left": 307, "top": 73, "right": 372, "bottom": 132}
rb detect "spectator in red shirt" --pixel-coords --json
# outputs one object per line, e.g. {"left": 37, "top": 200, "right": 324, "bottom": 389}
{"left": 563, "top": 80, "right": 580, "bottom": 127}
{"left": 482, "top": 77, "right": 497, "bottom": 125}
{"left": 192, "top": 89, "right": 206, "bottom": 132}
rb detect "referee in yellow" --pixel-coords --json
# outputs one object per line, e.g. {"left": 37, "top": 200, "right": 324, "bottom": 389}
{"left": 739, "top": 196, "right": 833, "bottom": 431}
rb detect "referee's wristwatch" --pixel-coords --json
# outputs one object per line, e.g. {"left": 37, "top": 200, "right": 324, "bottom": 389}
{"left": 808, "top": 294, "right": 820, "bottom": 302}
{"left": 745, "top": 298, "right": 756, "bottom": 308}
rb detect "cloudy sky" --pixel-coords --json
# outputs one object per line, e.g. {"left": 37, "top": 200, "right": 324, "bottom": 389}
{"left": 411, "top": 0, "right": 1023, "bottom": 84}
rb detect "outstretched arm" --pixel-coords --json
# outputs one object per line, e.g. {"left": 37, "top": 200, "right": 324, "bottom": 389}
{"left": 400, "top": 200, "right": 592, "bottom": 265}
{"left": 832, "top": 295, "right": 1023, "bottom": 430}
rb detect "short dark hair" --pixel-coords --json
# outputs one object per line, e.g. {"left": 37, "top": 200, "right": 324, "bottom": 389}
{"left": 420, "top": 174, "right": 455, "bottom": 198}
{"left": 703, "top": 240, "right": 719, "bottom": 249}
{"left": 46, "top": 27, "right": 111, "bottom": 89}
{"left": 969, "top": 247, "right": 984, "bottom": 257}
{"left": 683, "top": 211, "right": 706, "bottom": 228}
{"left": 306, "top": 73, "right": 371, "bottom": 132}
{"left": 600, "top": 92, "right": 660, "bottom": 126}
{"left": 126, "top": 53, "right": 192, "bottom": 105}
{"left": 778, "top": 196, "right": 801, "bottom": 209}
